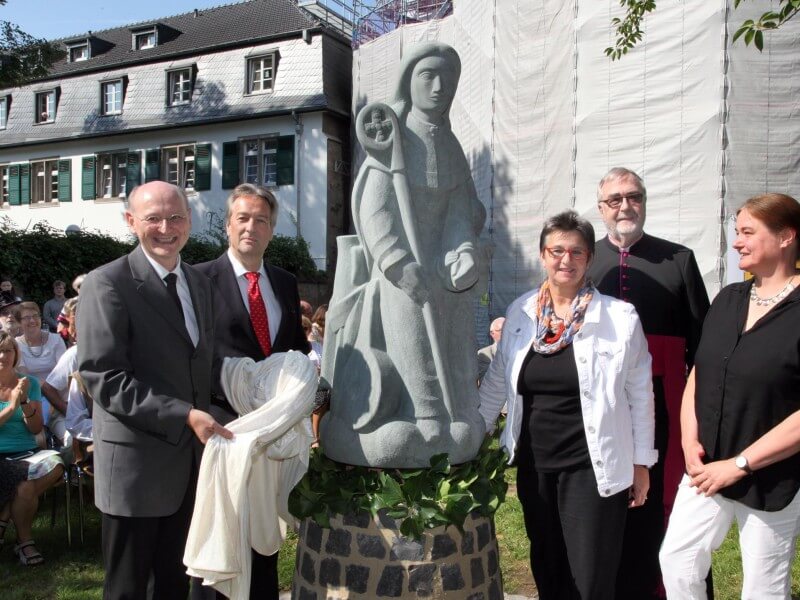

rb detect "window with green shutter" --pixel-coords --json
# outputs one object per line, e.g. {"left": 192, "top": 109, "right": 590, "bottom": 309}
{"left": 145, "top": 149, "right": 160, "bottom": 182}
{"left": 19, "top": 164, "right": 30, "bottom": 204}
{"left": 276, "top": 135, "right": 294, "bottom": 186}
{"left": 221, "top": 141, "right": 239, "bottom": 189}
{"left": 194, "top": 143, "right": 211, "bottom": 191}
{"left": 58, "top": 159, "right": 71, "bottom": 201}
{"left": 7, "top": 164, "right": 20, "bottom": 205}
{"left": 127, "top": 151, "right": 142, "bottom": 191}
{"left": 81, "top": 156, "right": 95, "bottom": 200}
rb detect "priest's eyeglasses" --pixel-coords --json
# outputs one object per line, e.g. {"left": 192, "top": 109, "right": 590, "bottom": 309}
{"left": 544, "top": 247, "right": 589, "bottom": 261}
{"left": 599, "top": 192, "right": 644, "bottom": 209}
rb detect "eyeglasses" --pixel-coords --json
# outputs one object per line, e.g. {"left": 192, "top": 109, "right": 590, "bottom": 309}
{"left": 599, "top": 192, "right": 645, "bottom": 209}
{"left": 20, "top": 315, "right": 40, "bottom": 322}
{"left": 134, "top": 214, "right": 188, "bottom": 227}
{"left": 544, "top": 247, "right": 589, "bottom": 261}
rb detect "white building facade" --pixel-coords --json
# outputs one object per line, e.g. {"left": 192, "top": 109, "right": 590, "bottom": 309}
{"left": 0, "top": 0, "right": 352, "bottom": 271}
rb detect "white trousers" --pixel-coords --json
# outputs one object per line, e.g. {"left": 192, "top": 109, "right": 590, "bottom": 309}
{"left": 660, "top": 474, "right": 800, "bottom": 599}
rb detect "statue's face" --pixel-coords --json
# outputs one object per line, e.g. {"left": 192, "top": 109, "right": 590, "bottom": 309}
{"left": 410, "top": 56, "right": 455, "bottom": 114}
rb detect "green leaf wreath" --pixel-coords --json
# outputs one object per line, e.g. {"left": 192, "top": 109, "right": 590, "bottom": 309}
{"left": 289, "top": 437, "right": 509, "bottom": 540}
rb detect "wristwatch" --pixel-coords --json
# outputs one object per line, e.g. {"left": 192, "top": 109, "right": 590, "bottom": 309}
{"left": 734, "top": 454, "right": 752, "bottom": 474}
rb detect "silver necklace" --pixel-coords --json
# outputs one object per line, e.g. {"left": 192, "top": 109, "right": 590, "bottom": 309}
{"left": 25, "top": 330, "right": 48, "bottom": 358}
{"left": 750, "top": 277, "right": 796, "bottom": 306}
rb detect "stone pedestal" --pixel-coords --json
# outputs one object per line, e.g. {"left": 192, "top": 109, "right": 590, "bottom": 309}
{"left": 292, "top": 512, "right": 503, "bottom": 599}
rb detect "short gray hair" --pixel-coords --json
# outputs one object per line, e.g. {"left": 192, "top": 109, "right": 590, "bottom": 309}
{"left": 225, "top": 183, "right": 278, "bottom": 228}
{"left": 597, "top": 167, "right": 647, "bottom": 203}
{"left": 539, "top": 210, "right": 595, "bottom": 257}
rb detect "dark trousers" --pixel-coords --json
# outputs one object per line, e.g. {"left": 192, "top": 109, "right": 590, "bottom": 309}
{"left": 517, "top": 464, "right": 628, "bottom": 600}
{"left": 101, "top": 476, "right": 196, "bottom": 600}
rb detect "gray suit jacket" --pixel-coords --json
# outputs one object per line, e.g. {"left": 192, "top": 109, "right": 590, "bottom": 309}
{"left": 477, "top": 343, "right": 496, "bottom": 382}
{"left": 77, "top": 245, "right": 214, "bottom": 517}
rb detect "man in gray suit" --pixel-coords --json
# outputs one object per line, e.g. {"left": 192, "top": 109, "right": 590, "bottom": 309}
{"left": 78, "top": 181, "right": 232, "bottom": 600}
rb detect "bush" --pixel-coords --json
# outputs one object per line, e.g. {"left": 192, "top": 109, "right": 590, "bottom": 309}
{"left": 0, "top": 217, "right": 324, "bottom": 307}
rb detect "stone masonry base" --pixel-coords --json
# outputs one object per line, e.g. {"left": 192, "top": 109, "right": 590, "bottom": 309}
{"left": 292, "top": 511, "right": 504, "bottom": 599}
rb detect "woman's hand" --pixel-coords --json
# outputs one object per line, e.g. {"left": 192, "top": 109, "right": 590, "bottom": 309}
{"left": 629, "top": 465, "right": 650, "bottom": 508}
{"left": 683, "top": 437, "right": 706, "bottom": 477}
{"left": 12, "top": 377, "right": 29, "bottom": 409}
{"left": 689, "top": 459, "right": 747, "bottom": 497}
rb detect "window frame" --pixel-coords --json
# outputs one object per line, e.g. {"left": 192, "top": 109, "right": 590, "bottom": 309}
{"left": 30, "top": 158, "right": 60, "bottom": 204}
{"left": 238, "top": 135, "right": 294, "bottom": 188}
{"left": 132, "top": 27, "right": 157, "bottom": 50}
{"left": 166, "top": 67, "right": 194, "bottom": 107}
{"left": 161, "top": 143, "right": 196, "bottom": 191}
{"left": 101, "top": 78, "right": 125, "bottom": 116}
{"left": 0, "top": 164, "right": 9, "bottom": 207}
{"left": 95, "top": 151, "right": 128, "bottom": 199}
{"left": 34, "top": 89, "right": 57, "bottom": 124}
{"left": 67, "top": 41, "right": 90, "bottom": 62}
{"left": 245, "top": 53, "right": 278, "bottom": 95}
{"left": 0, "top": 96, "right": 7, "bottom": 129}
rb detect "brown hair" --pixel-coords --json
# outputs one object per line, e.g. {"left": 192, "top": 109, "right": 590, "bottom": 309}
{"left": 539, "top": 210, "right": 595, "bottom": 258}
{"left": 737, "top": 193, "right": 800, "bottom": 260}
{"left": 13, "top": 301, "right": 40, "bottom": 322}
{"left": 0, "top": 331, "right": 21, "bottom": 368}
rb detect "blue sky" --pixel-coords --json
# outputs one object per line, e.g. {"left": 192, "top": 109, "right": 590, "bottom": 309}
{"left": 2, "top": 0, "right": 246, "bottom": 40}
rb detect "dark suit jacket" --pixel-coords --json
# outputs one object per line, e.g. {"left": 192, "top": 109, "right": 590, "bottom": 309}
{"left": 195, "top": 253, "right": 310, "bottom": 419}
{"left": 77, "top": 245, "right": 214, "bottom": 518}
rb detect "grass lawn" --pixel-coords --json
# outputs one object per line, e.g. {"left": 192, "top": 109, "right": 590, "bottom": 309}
{"left": 2, "top": 479, "right": 799, "bottom": 599}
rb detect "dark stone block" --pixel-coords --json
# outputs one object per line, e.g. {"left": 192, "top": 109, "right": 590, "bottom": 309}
{"left": 325, "top": 528, "right": 352, "bottom": 557}
{"left": 470, "top": 557, "right": 485, "bottom": 587}
{"left": 461, "top": 530, "right": 475, "bottom": 555}
{"left": 298, "top": 587, "right": 317, "bottom": 600}
{"left": 378, "top": 509, "right": 399, "bottom": 530}
{"left": 306, "top": 520, "right": 322, "bottom": 553}
{"left": 319, "top": 558, "right": 341, "bottom": 586}
{"left": 345, "top": 564, "right": 370, "bottom": 594}
{"left": 343, "top": 511, "right": 371, "bottom": 528}
{"left": 407, "top": 563, "right": 437, "bottom": 596}
{"left": 476, "top": 522, "right": 490, "bottom": 551}
{"left": 357, "top": 533, "right": 386, "bottom": 559}
{"left": 301, "top": 552, "right": 316, "bottom": 584}
{"left": 376, "top": 565, "right": 404, "bottom": 597}
{"left": 487, "top": 548, "right": 498, "bottom": 576}
{"left": 488, "top": 578, "right": 503, "bottom": 600}
{"left": 431, "top": 533, "right": 458, "bottom": 560}
{"left": 441, "top": 564, "right": 465, "bottom": 591}
{"left": 466, "top": 594, "right": 485, "bottom": 600}
{"left": 390, "top": 536, "right": 424, "bottom": 561}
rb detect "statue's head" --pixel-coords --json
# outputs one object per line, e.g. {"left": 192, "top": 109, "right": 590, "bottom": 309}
{"left": 392, "top": 42, "right": 461, "bottom": 122}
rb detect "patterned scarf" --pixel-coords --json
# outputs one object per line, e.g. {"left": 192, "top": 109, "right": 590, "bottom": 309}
{"left": 530, "top": 279, "right": 594, "bottom": 355}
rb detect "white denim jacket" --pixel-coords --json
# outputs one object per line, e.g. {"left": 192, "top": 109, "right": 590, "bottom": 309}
{"left": 479, "top": 287, "right": 657, "bottom": 497}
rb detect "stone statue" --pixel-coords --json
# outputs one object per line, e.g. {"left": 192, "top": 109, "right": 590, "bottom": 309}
{"left": 320, "top": 42, "right": 488, "bottom": 468}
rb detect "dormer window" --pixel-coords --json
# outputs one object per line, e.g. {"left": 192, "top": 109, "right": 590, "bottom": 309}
{"left": 35, "top": 89, "right": 58, "bottom": 124}
{"left": 133, "top": 27, "right": 157, "bottom": 50}
{"left": 68, "top": 41, "right": 90, "bottom": 62}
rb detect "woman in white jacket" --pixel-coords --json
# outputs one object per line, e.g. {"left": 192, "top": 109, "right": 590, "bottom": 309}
{"left": 479, "top": 210, "right": 656, "bottom": 600}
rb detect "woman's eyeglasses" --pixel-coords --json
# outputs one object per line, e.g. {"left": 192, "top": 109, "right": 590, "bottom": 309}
{"left": 544, "top": 247, "right": 589, "bottom": 261}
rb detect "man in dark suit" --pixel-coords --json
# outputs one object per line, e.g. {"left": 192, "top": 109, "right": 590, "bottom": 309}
{"left": 196, "top": 183, "right": 310, "bottom": 600}
{"left": 78, "top": 181, "right": 232, "bottom": 600}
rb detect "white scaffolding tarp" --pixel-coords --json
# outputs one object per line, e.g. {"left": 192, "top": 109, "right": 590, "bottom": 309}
{"left": 352, "top": 0, "right": 800, "bottom": 332}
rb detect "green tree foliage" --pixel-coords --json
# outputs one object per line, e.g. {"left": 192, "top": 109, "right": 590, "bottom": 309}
{"left": 0, "top": 1, "right": 65, "bottom": 89}
{"left": 0, "top": 218, "right": 322, "bottom": 307}
{"left": 606, "top": 0, "right": 800, "bottom": 60}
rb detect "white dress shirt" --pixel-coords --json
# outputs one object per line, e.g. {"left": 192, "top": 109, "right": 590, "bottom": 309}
{"left": 141, "top": 250, "right": 200, "bottom": 347}
{"left": 227, "top": 249, "right": 282, "bottom": 344}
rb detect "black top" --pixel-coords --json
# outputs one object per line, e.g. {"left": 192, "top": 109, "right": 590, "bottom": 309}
{"left": 588, "top": 234, "right": 710, "bottom": 367}
{"left": 517, "top": 345, "right": 589, "bottom": 472}
{"left": 694, "top": 281, "right": 800, "bottom": 511}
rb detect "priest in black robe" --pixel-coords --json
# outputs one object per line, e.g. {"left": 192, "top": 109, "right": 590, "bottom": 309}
{"left": 588, "top": 167, "right": 710, "bottom": 600}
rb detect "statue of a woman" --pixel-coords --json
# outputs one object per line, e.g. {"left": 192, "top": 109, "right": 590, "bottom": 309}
{"left": 320, "top": 42, "right": 488, "bottom": 468}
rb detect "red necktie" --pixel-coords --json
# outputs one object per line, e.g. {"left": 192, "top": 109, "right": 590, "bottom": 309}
{"left": 245, "top": 272, "right": 272, "bottom": 356}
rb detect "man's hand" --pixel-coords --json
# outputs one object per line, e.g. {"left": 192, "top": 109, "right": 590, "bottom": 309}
{"left": 628, "top": 464, "right": 650, "bottom": 508}
{"left": 186, "top": 408, "right": 233, "bottom": 444}
{"left": 689, "top": 459, "right": 746, "bottom": 497}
